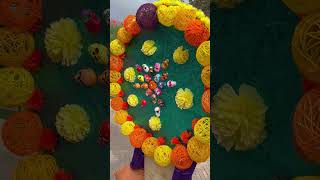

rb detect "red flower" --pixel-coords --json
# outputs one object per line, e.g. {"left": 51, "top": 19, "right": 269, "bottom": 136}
{"left": 23, "top": 50, "right": 41, "bottom": 72}
{"left": 118, "top": 90, "right": 124, "bottom": 97}
{"left": 99, "top": 121, "right": 110, "bottom": 143}
{"left": 25, "top": 89, "right": 44, "bottom": 112}
{"left": 134, "top": 125, "right": 140, "bottom": 129}
{"left": 54, "top": 170, "right": 72, "bottom": 180}
{"left": 117, "top": 77, "right": 124, "bottom": 84}
{"left": 170, "top": 137, "right": 181, "bottom": 145}
{"left": 85, "top": 14, "right": 101, "bottom": 33}
{"left": 119, "top": 53, "right": 126, "bottom": 59}
{"left": 192, "top": 118, "right": 199, "bottom": 129}
{"left": 180, "top": 131, "right": 192, "bottom": 144}
{"left": 146, "top": 133, "right": 152, "bottom": 138}
{"left": 39, "top": 128, "right": 57, "bottom": 152}
{"left": 127, "top": 115, "right": 134, "bottom": 121}
{"left": 122, "top": 102, "right": 129, "bottom": 110}
{"left": 157, "top": 137, "right": 165, "bottom": 145}
{"left": 302, "top": 79, "right": 320, "bottom": 93}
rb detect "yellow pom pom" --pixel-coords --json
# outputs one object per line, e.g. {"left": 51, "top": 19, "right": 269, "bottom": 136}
{"left": 110, "top": 83, "right": 121, "bottom": 97}
{"left": 88, "top": 43, "right": 108, "bottom": 65}
{"left": 157, "top": 5, "right": 179, "bottom": 27}
{"left": 149, "top": 116, "right": 161, "bottom": 131}
{"left": 200, "top": 17, "right": 210, "bottom": 32}
{"left": 117, "top": 27, "right": 132, "bottom": 44}
{"left": 56, "top": 104, "right": 90, "bottom": 143}
{"left": 0, "top": 28, "right": 35, "bottom": 67}
{"left": 114, "top": 110, "right": 129, "bottom": 125}
{"left": 154, "top": 145, "right": 172, "bottom": 167}
{"left": 13, "top": 154, "right": 58, "bottom": 180}
{"left": 194, "top": 117, "right": 210, "bottom": 143}
{"left": 175, "top": 88, "right": 194, "bottom": 109}
{"left": 142, "top": 137, "right": 159, "bottom": 157}
{"left": 45, "top": 18, "right": 82, "bottom": 66}
{"left": 0, "top": 67, "right": 35, "bottom": 107}
{"left": 173, "top": 46, "right": 189, "bottom": 64}
{"left": 196, "top": 41, "right": 210, "bottom": 66}
{"left": 121, "top": 121, "right": 135, "bottom": 135}
{"left": 201, "top": 66, "right": 210, "bottom": 88}
{"left": 127, "top": 94, "right": 139, "bottom": 107}
{"left": 187, "top": 136, "right": 210, "bottom": 163}
{"left": 110, "top": 70, "right": 122, "bottom": 83}
{"left": 141, "top": 40, "right": 157, "bottom": 56}
{"left": 124, "top": 67, "right": 136, "bottom": 82}
{"left": 110, "top": 39, "right": 125, "bottom": 56}
{"left": 173, "top": 6, "right": 196, "bottom": 31}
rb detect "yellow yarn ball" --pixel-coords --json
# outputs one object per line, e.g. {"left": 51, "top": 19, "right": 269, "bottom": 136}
{"left": 0, "top": 67, "right": 35, "bottom": 107}
{"left": 196, "top": 41, "right": 210, "bottom": 66}
{"left": 201, "top": 66, "right": 210, "bottom": 88}
{"left": 142, "top": 137, "right": 159, "bottom": 157}
{"left": 175, "top": 88, "right": 194, "bottom": 109}
{"left": 157, "top": 5, "right": 179, "bottom": 27}
{"left": 187, "top": 136, "right": 210, "bottom": 163}
{"left": 13, "top": 154, "right": 58, "bottom": 180}
{"left": 154, "top": 145, "right": 172, "bottom": 167}
{"left": 173, "top": 6, "right": 197, "bottom": 31}
{"left": 110, "top": 83, "right": 121, "bottom": 97}
{"left": 124, "top": 67, "right": 136, "bottom": 82}
{"left": 120, "top": 121, "right": 135, "bottom": 135}
{"left": 114, "top": 110, "right": 128, "bottom": 125}
{"left": 110, "top": 39, "right": 125, "bottom": 56}
{"left": 173, "top": 46, "right": 189, "bottom": 64}
{"left": 127, "top": 94, "right": 139, "bottom": 107}
{"left": 141, "top": 40, "right": 157, "bottom": 56}
{"left": 56, "top": 104, "right": 90, "bottom": 143}
{"left": 149, "top": 116, "right": 161, "bottom": 131}
{"left": 110, "top": 70, "right": 122, "bottom": 83}
{"left": 45, "top": 18, "right": 82, "bottom": 66}
{"left": 194, "top": 117, "right": 210, "bottom": 143}
{"left": 117, "top": 27, "right": 132, "bottom": 44}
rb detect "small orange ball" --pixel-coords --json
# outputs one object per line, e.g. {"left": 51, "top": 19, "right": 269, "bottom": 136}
{"left": 110, "top": 56, "right": 124, "bottom": 72}
{"left": 184, "top": 19, "right": 210, "bottom": 47}
{"left": 202, "top": 89, "right": 210, "bottom": 113}
{"left": 171, "top": 144, "right": 193, "bottom": 170}
{"left": 124, "top": 15, "right": 141, "bottom": 36}
{"left": 111, "top": 97, "right": 124, "bottom": 111}
{"left": 149, "top": 81, "right": 157, "bottom": 90}
{"left": 129, "top": 128, "right": 148, "bottom": 148}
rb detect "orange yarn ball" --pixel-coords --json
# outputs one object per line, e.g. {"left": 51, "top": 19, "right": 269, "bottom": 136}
{"left": 117, "top": 27, "right": 132, "bottom": 44}
{"left": 184, "top": 20, "right": 210, "bottom": 47}
{"left": 111, "top": 97, "right": 124, "bottom": 111}
{"left": 201, "top": 66, "right": 210, "bottom": 88}
{"left": 129, "top": 128, "right": 148, "bottom": 148}
{"left": 110, "top": 56, "right": 124, "bottom": 72}
{"left": 0, "top": 0, "right": 42, "bottom": 32}
{"left": 293, "top": 88, "right": 320, "bottom": 163}
{"left": 124, "top": 15, "right": 141, "bottom": 36}
{"left": 171, "top": 144, "right": 193, "bottom": 170}
{"left": 202, "top": 89, "right": 210, "bottom": 113}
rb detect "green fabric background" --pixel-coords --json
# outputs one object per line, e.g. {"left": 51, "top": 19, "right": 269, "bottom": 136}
{"left": 212, "top": 0, "right": 320, "bottom": 179}
{"left": 122, "top": 25, "right": 208, "bottom": 146}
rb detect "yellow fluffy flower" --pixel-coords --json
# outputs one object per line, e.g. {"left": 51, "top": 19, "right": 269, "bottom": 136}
{"left": 127, "top": 94, "right": 139, "bottom": 107}
{"left": 45, "top": 18, "right": 82, "bottom": 66}
{"left": 124, "top": 67, "right": 136, "bottom": 82}
{"left": 121, "top": 121, "right": 135, "bottom": 135}
{"left": 157, "top": 5, "right": 179, "bottom": 27}
{"left": 175, "top": 88, "right": 194, "bottom": 109}
{"left": 149, "top": 116, "right": 161, "bottom": 131}
{"left": 213, "top": 84, "right": 268, "bottom": 151}
{"left": 173, "top": 46, "right": 189, "bottom": 64}
{"left": 110, "top": 83, "right": 121, "bottom": 97}
{"left": 110, "top": 39, "right": 125, "bottom": 56}
{"left": 141, "top": 40, "right": 157, "bottom": 56}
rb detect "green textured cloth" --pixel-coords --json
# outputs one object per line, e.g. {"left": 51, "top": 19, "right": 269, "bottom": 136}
{"left": 122, "top": 25, "right": 208, "bottom": 145}
{"left": 213, "top": 0, "right": 320, "bottom": 179}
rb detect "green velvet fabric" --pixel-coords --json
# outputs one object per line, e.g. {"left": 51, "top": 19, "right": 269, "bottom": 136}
{"left": 122, "top": 25, "right": 208, "bottom": 146}
{"left": 212, "top": 0, "right": 320, "bottom": 179}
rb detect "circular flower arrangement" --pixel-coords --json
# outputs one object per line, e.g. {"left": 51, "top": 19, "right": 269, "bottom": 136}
{"left": 110, "top": 0, "right": 210, "bottom": 171}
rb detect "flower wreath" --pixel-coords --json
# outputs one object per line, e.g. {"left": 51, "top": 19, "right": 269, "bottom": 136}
{"left": 109, "top": 0, "right": 211, "bottom": 174}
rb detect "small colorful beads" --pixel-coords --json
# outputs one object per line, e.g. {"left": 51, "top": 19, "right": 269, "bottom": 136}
{"left": 149, "top": 81, "right": 157, "bottom": 90}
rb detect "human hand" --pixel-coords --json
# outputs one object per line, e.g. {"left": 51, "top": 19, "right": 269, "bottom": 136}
{"left": 114, "top": 165, "right": 144, "bottom": 180}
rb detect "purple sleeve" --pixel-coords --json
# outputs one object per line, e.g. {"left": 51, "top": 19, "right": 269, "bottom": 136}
{"left": 172, "top": 162, "right": 197, "bottom": 180}
{"left": 130, "top": 148, "right": 144, "bottom": 170}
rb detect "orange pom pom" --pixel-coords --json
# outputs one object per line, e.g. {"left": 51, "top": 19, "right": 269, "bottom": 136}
{"left": 129, "top": 128, "right": 148, "bottom": 148}
{"left": 184, "top": 20, "right": 210, "bottom": 47}
{"left": 110, "top": 55, "right": 124, "bottom": 72}
{"left": 171, "top": 144, "right": 193, "bottom": 170}
{"left": 111, "top": 97, "right": 124, "bottom": 111}
{"left": 124, "top": 15, "right": 141, "bottom": 36}
{"left": 202, "top": 89, "right": 210, "bottom": 113}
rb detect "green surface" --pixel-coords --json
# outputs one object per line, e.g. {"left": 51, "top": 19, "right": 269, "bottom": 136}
{"left": 122, "top": 25, "right": 208, "bottom": 144}
{"left": 34, "top": 2, "right": 108, "bottom": 180}
{"left": 213, "top": 0, "right": 320, "bottom": 179}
